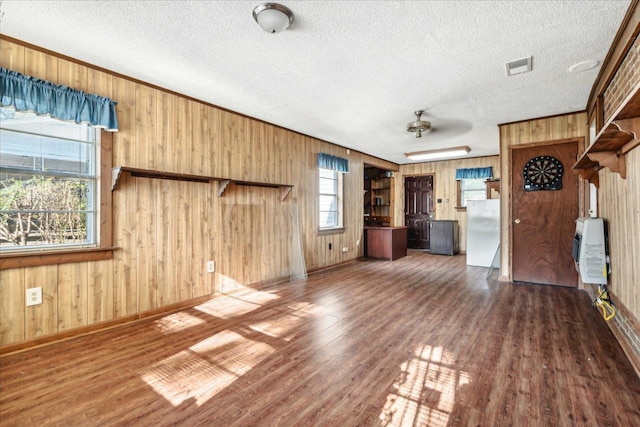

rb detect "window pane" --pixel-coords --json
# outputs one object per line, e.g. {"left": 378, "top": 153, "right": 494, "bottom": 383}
{"left": 0, "top": 129, "right": 93, "bottom": 176}
{"left": 0, "top": 174, "right": 94, "bottom": 248}
{"left": 1, "top": 111, "right": 97, "bottom": 251}
{"left": 319, "top": 211, "right": 337, "bottom": 228}
{"left": 461, "top": 178, "right": 486, "bottom": 190}
{"left": 319, "top": 195, "right": 337, "bottom": 211}
{"left": 318, "top": 168, "right": 342, "bottom": 229}
{"left": 319, "top": 168, "right": 336, "bottom": 179}
{"left": 319, "top": 177, "right": 337, "bottom": 194}
{"left": 0, "top": 108, "right": 94, "bottom": 142}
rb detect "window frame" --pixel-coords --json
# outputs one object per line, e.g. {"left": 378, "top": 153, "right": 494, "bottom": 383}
{"left": 318, "top": 168, "right": 345, "bottom": 235}
{"left": 456, "top": 178, "right": 487, "bottom": 211}
{"left": 0, "top": 130, "right": 114, "bottom": 269}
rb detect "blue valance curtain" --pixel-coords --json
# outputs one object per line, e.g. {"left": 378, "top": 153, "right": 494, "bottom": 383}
{"left": 317, "top": 153, "right": 349, "bottom": 173}
{"left": 0, "top": 67, "right": 118, "bottom": 131}
{"left": 455, "top": 166, "right": 493, "bottom": 180}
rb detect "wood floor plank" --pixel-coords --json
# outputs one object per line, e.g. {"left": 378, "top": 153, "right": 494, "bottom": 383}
{"left": 1, "top": 251, "right": 639, "bottom": 426}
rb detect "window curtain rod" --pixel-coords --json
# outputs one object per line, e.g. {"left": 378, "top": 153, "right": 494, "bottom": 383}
{"left": 0, "top": 67, "right": 118, "bottom": 131}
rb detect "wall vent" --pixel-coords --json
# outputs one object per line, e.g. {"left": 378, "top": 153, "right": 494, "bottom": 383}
{"left": 506, "top": 56, "right": 533, "bottom": 76}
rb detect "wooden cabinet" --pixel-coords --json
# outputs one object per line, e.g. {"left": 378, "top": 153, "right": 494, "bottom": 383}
{"left": 364, "top": 167, "right": 394, "bottom": 226}
{"left": 365, "top": 226, "right": 407, "bottom": 260}
{"left": 429, "top": 220, "right": 459, "bottom": 256}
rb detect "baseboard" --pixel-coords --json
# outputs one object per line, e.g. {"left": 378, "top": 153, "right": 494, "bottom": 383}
{"left": 583, "top": 284, "right": 640, "bottom": 378}
{"left": 0, "top": 294, "right": 213, "bottom": 358}
{"left": 0, "top": 258, "right": 362, "bottom": 358}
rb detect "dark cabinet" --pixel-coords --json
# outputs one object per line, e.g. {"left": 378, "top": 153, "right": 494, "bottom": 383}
{"left": 430, "top": 220, "right": 459, "bottom": 255}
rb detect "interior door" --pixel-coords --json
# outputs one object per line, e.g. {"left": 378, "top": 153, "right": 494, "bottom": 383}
{"left": 405, "top": 175, "right": 434, "bottom": 249}
{"left": 511, "top": 140, "right": 579, "bottom": 287}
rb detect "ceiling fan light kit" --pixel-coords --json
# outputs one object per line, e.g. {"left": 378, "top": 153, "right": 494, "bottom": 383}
{"left": 406, "top": 110, "right": 432, "bottom": 138}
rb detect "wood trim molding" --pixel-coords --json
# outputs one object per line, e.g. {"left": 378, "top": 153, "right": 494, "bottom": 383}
{"left": 0, "top": 247, "right": 115, "bottom": 270}
{"left": 507, "top": 136, "right": 585, "bottom": 150}
{"left": 586, "top": 0, "right": 640, "bottom": 117}
{"left": 498, "top": 110, "right": 586, "bottom": 127}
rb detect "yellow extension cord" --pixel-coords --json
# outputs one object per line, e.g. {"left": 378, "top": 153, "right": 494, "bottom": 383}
{"left": 594, "top": 285, "right": 616, "bottom": 321}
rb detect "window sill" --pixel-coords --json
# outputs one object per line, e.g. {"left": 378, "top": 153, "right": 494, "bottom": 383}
{"left": 454, "top": 206, "right": 467, "bottom": 212}
{"left": 317, "top": 227, "right": 345, "bottom": 236}
{"left": 0, "top": 247, "right": 116, "bottom": 269}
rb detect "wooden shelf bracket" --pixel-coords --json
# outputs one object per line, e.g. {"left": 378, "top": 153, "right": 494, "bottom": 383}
{"left": 572, "top": 82, "right": 640, "bottom": 184}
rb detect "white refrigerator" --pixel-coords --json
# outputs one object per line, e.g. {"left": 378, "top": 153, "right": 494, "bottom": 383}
{"left": 466, "top": 199, "right": 500, "bottom": 267}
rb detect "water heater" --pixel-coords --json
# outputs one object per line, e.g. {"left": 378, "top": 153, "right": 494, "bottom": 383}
{"left": 572, "top": 218, "right": 607, "bottom": 285}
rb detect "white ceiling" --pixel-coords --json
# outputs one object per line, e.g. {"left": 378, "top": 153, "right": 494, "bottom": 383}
{"left": 0, "top": 1, "right": 631, "bottom": 164}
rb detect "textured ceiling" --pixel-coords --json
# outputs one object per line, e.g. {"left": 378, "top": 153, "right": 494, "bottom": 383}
{"left": 0, "top": 1, "right": 631, "bottom": 164}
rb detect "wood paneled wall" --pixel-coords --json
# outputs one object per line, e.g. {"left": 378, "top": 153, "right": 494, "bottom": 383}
{"left": 498, "top": 112, "right": 588, "bottom": 281}
{"left": 597, "top": 31, "right": 640, "bottom": 322}
{"left": 0, "top": 37, "right": 395, "bottom": 347}
{"left": 598, "top": 148, "right": 640, "bottom": 321}
{"left": 398, "top": 156, "right": 500, "bottom": 253}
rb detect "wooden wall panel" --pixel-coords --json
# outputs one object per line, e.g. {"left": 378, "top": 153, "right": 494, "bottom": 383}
{"left": 0, "top": 37, "right": 394, "bottom": 348}
{"left": 57, "top": 263, "right": 88, "bottom": 331}
{"left": 24, "top": 266, "right": 58, "bottom": 340}
{"left": 499, "top": 113, "right": 588, "bottom": 281}
{"left": 0, "top": 38, "right": 25, "bottom": 73}
{"left": 24, "top": 48, "right": 57, "bottom": 82}
{"left": 0, "top": 269, "right": 24, "bottom": 345}
{"left": 598, "top": 147, "right": 640, "bottom": 319}
{"left": 112, "top": 77, "right": 138, "bottom": 318}
{"left": 398, "top": 156, "right": 500, "bottom": 253}
{"left": 87, "top": 260, "right": 114, "bottom": 324}
{"left": 58, "top": 59, "right": 87, "bottom": 92}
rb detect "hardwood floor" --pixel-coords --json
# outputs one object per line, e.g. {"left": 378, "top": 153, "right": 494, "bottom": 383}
{"left": 1, "top": 251, "right": 639, "bottom": 426}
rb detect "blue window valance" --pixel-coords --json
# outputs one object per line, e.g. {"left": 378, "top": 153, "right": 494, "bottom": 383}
{"left": 0, "top": 67, "right": 118, "bottom": 131}
{"left": 317, "top": 153, "right": 349, "bottom": 173}
{"left": 455, "top": 166, "right": 493, "bottom": 180}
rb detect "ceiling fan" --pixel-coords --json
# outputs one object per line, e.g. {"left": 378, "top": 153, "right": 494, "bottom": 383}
{"left": 406, "top": 110, "right": 433, "bottom": 138}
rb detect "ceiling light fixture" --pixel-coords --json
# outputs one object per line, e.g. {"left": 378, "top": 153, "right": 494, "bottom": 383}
{"left": 253, "top": 3, "right": 294, "bottom": 34}
{"left": 406, "top": 110, "right": 432, "bottom": 138}
{"left": 405, "top": 146, "right": 471, "bottom": 161}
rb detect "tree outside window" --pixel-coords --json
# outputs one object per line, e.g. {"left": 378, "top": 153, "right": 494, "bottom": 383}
{"left": 0, "top": 108, "right": 98, "bottom": 251}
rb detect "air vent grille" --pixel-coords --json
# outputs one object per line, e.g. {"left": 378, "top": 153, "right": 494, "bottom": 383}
{"left": 506, "top": 56, "right": 533, "bottom": 76}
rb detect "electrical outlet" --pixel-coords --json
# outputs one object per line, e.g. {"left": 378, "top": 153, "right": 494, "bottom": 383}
{"left": 342, "top": 247, "right": 348, "bottom": 253}
{"left": 206, "top": 261, "right": 215, "bottom": 273}
{"left": 356, "top": 239, "right": 360, "bottom": 246}
{"left": 26, "top": 287, "right": 42, "bottom": 306}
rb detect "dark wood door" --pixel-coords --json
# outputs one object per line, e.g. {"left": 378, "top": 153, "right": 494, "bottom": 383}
{"left": 511, "top": 140, "right": 579, "bottom": 287}
{"left": 405, "top": 175, "right": 434, "bottom": 249}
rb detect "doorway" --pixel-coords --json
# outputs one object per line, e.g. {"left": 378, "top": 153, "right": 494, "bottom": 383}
{"left": 510, "top": 139, "right": 580, "bottom": 287}
{"left": 405, "top": 175, "right": 434, "bottom": 249}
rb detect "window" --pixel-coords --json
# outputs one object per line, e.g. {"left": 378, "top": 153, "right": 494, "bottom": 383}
{"left": 457, "top": 178, "right": 486, "bottom": 207}
{"left": 0, "top": 108, "right": 102, "bottom": 253}
{"left": 319, "top": 168, "right": 343, "bottom": 230}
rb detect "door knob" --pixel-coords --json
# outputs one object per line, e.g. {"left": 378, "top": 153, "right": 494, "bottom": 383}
{"left": 514, "top": 218, "right": 521, "bottom": 224}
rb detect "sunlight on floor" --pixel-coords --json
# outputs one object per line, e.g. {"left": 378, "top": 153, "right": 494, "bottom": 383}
{"left": 154, "top": 312, "right": 206, "bottom": 333}
{"left": 195, "top": 279, "right": 280, "bottom": 319}
{"left": 249, "top": 311, "right": 306, "bottom": 340}
{"left": 379, "top": 345, "right": 471, "bottom": 427}
{"left": 140, "top": 330, "right": 274, "bottom": 406}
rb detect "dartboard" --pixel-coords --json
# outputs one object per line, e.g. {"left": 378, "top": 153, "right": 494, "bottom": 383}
{"left": 523, "top": 155, "right": 563, "bottom": 191}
